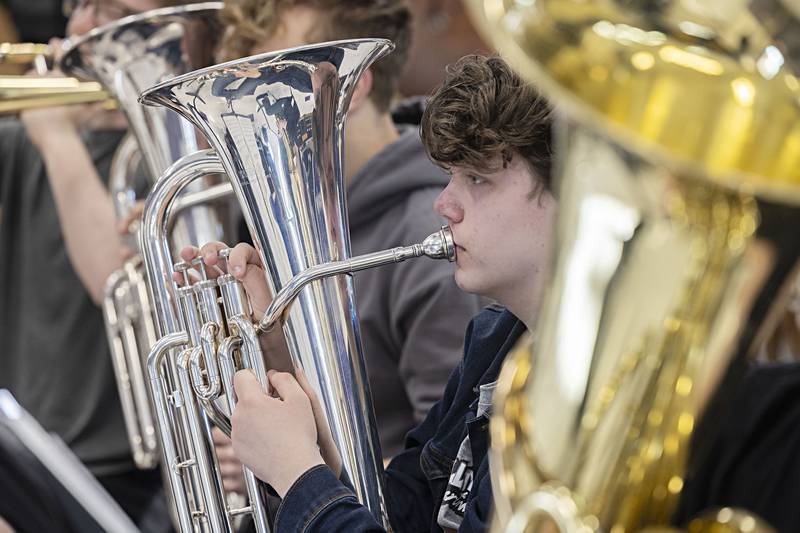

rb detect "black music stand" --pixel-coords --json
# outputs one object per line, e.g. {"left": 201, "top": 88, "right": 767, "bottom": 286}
{"left": 0, "top": 389, "right": 138, "bottom": 533}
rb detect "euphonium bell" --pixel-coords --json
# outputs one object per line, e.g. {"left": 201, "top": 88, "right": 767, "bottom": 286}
{"left": 58, "top": 2, "right": 231, "bottom": 470}
{"left": 464, "top": 0, "right": 800, "bottom": 531}
{"left": 137, "top": 39, "right": 457, "bottom": 532}
{"left": 61, "top": 1, "right": 223, "bottom": 189}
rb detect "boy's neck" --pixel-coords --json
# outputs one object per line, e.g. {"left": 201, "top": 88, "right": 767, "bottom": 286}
{"left": 343, "top": 104, "right": 400, "bottom": 185}
{"left": 500, "top": 279, "right": 546, "bottom": 334}
{"left": 507, "top": 300, "right": 539, "bottom": 335}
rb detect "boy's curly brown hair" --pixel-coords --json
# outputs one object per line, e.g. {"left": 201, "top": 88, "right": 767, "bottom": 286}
{"left": 218, "top": 0, "right": 411, "bottom": 113}
{"left": 420, "top": 55, "right": 553, "bottom": 195}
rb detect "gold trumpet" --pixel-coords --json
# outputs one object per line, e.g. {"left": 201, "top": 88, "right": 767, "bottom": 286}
{"left": 0, "top": 42, "right": 111, "bottom": 114}
{"left": 0, "top": 42, "right": 51, "bottom": 64}
{"left": 465, "top": 0, "right": 800, "bottom": 531}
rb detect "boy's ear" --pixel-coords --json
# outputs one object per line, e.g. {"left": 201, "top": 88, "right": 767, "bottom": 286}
{"left": 349, "top": 68, "right": 374, "bottom": 112}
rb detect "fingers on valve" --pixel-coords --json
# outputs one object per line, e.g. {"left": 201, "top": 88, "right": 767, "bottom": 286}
{"left": 229, "top": 242, "right": 262, "bottom": 279}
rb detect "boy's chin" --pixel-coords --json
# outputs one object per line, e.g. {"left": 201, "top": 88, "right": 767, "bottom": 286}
{"left": 454, "top": 271, "right": 486, "bottom": 298}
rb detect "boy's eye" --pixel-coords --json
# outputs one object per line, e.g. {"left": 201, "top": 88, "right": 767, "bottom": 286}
{"left": 468, "top": 174, "right": 486, "bottom": 185}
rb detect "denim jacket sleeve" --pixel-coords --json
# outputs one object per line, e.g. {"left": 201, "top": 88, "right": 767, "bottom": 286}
{"left": 274, "top": 465, "right": 384, "bottom": 532}
{"left": 274, "top": 360, "right": 467, "bottom": 533}
{"left": 272, "top": 442, "right": 438, "bottom": 533}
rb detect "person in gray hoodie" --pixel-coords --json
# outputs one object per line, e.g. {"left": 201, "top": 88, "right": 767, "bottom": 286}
{"left": 178, "top": 0, "right": 485, "bottom": 494}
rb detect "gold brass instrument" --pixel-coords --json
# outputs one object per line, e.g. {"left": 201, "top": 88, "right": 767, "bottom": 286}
{"left": 0, "top": 42, "right": 111, "bottom": 113}
{"left": 0, "top": 42, "right": 51, "bottom": 68}
{"left": 465, "top": 0, "right": 800, "bottom": 531}
{"left": 137, "top": 39, "right": 455, "bottom": 532}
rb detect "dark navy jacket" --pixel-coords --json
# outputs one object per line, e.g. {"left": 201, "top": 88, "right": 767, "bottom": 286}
{"left": 274, "top": 305, "right": 527, "bottom": 532}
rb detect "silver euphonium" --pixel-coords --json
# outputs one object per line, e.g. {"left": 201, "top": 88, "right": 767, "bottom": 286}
{"left": 59, "top": 2, "right": 232, "bottom": 469}
{"left": 136, "top": 40, "right": 455, "bottom": 532}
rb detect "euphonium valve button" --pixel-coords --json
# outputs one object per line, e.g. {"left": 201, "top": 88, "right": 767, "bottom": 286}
{"left": 191, "top": 256, "right": 208, "bottom": 282}
{"left": 216, "top": 249, "right": 237, "bottom": 287}
{"left": 218, "top": 248, "right": 231, "bottom": 271}
{"left": 173, "top": 260, "right": 191, "bottom": 287}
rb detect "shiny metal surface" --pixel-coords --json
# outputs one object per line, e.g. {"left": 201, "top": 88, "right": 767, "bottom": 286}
{"left": 142, "top": 156, "right": 453, "bottom": 533}
{"left": 61, "top": 4, "right": 217, "bottom": 175}
{"left": 257, "top": 226, "right": 455, "bottom": 332}
{"left": 104, "top": 134, "right": 159, "bottom": 469}
{"left": 0, "top": 42, "right": 110, "bottom": 113}
{"left": 214, "top": 259, "right": 271, "bottom": 529}
{"left": 467, "top": 0, "right": 800, "bottom": 201}
{"left": 0, "top": 75, "right": 110, "bottom": 113}
{"left": 103, "top": 255, "right": 159, "bottom": 469}
{"left": 465, "top": 0, "right": 800, "bottom": 531}
{"left": 139, "top": 39, "right": 402, "bottom": 528}
{"left": 60, "top": 2, "right": 227, "bottom": 248}
{"left": 0, "top": 42, "right": 51, "bottom": 64}
{"left": 59, "top": 4, "right": 233, "bottom": 476}
{"left": 172, "top": 183, "right": 234, "bottom": 218}
{"left": 109, "top": 133, "right": 143, "bottom": 249}
{"left": 142, "top": 151, "right": 234, "bottom": 532}
{"left": 146, "top": 331, "right": 196, "bottom": 532}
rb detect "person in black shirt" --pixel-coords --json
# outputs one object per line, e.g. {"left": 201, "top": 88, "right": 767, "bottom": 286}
{"left": 675, "top": 361, "right": 800, "bottom": 531}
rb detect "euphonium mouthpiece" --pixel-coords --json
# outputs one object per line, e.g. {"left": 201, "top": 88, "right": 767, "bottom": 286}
{"left": 420, "top": 226, "right": 455, "bottom": 261}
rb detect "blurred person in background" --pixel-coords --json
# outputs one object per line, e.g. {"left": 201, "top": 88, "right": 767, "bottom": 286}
{"left": 1, "top": 0, "right": 67, "bottom": 43}
{"left": 400, "top": 0, "right": 488, "bottom": 97}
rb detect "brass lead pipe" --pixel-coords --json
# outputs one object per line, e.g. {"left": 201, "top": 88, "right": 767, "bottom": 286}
{"left": 0, "top": 42, "right": 113, "bottom": 114}
{"left": 0, "top": 42, "right": 51, "bottom": 64}
{"left": 0, "top": 76, "right": 111, "bottom": 113}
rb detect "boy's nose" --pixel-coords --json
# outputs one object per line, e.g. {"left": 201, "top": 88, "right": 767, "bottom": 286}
{"left": 434, "top": 187, "right": 463, "bottom": 224}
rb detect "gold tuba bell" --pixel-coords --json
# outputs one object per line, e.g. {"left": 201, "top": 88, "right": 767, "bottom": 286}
{"left": 465, "top": 0, "right": 800, "bottom": 531}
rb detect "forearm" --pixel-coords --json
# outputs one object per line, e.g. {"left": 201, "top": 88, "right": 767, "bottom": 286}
{"left": 38, "top": 128, "right": 124, "bottom": 304}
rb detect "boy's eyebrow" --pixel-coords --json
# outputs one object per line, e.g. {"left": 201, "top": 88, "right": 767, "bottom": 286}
{"left": 464, "top": 166, "right": 501, "bottom": 176}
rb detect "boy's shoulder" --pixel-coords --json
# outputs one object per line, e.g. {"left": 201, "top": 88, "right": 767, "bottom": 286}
{"left": 482, "top": 303, "right": 508, "bottom": 314}
{"left": 462, "top": 304, "right": 526, "bottom": 379}
{"left": 469, "top": 304, "right": 518, "bottom": 337}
